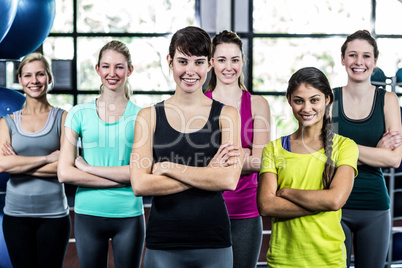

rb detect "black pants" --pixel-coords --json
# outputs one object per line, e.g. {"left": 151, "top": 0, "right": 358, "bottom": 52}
{"left": 3, "top": 214, "right": 71, "bottom": 268}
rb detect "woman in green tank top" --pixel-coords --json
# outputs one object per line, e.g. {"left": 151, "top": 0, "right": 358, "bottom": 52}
{"left": 334, "top": 30, "right": 402, "bottom": 268}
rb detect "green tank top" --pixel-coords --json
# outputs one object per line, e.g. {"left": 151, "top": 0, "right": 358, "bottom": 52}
{"left": 332, "top": 87, "right": 389, "bottom": 210}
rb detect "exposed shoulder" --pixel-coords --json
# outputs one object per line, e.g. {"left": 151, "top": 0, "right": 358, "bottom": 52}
{"left": 0, "top": 117, "right": 11, "bottom": 141}
{"left": 250, "top": 94, "right": 270, "bottom": 116}
{"left": 221, "top": 104, "right": 240, "bottom": 118}
{"left": 251, "top": 94, "right": 268, "bottom": 105}
{"left": 61, "top": 110, "right": 68, "bottom": 120}
{"left": 384, "top": 91, "right": 399, "bottom": 108}
{"left": 137, "top": 106, "right": 156, "bottom": 119}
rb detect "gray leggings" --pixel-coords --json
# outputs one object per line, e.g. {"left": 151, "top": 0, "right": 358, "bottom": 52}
{"left": 74, "top": 213, "right": 145, "bottom": 268}
{"left": 341, "top": 209, "right": 390, "bottom": 268}
{"left": 231, "top": 216, "right": 263, "bottom": 268}
{"left": 144, "top": 247, "right": 233, "bottom": 268}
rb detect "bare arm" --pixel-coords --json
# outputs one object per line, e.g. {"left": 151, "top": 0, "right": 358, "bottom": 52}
{"left": 242, "top": 95, "right": 271, "bottom": 175}
{"left": 75, "top": 156, "right": 130, "bottom": 183}
{"left": 358, "top": 92, "right": 402, "bottom": 168}
{"left": 0, "top": 117, "right": 59, "bottom": 174}
{"left": 276, "top": 165, "right": 355, "bottom": 212}
{"left": 257, "top": 171, "right": 313, "bottom": 218}
{"left": 58, "top": 126, "right": 125, "bottom": 188}
{"left": 130, "top": 107, "right": 193, "bottom": 196}
{"left": 154, "top": 106, "right": 243, "bottom": 191}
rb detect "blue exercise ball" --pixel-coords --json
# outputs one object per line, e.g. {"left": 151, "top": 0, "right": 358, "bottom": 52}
{"left": 393, "top": 232, "right": 402, "bottom": 261}
{"left": 0, "top": 205, "right": 13, "bottom": 268}
{"left": 0, "top": 0, "right": 18, "bottom": 44}
{"left": 0, "top": 0, "right": 56, "bottom": 60}
{"left": 0, "top": 87, "right": 25, "bottom": 191}
{"left": 0, "top": 87, "right": 25, "bottom": 118}
{"left": 396, "top": 68, "right": 402, "bottom": 84}
{"left": 371, "top": 67, "right": 386, "bottom": 84}
{"left": 0, "top": 88, "right": 24, "bottom": 268}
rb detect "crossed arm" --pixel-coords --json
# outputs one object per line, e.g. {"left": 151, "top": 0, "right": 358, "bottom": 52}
{"left": 130, "top": 105, "right": 243, "bottom": 196}
{"left": 357, "top": 92, "right": 402, "bottom": 168}
{"left": 0, "top": 113, "right": 66, "bottom": 177}
{"left": 57, "top": 126, "right": 128, "bottom": 188}
{"left": 257, "top": 165, "right": 355, "bottom": 218}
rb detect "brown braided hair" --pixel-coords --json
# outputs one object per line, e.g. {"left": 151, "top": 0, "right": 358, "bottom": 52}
{"left": 287, "top": 67, "right": 335, "bottom": 189}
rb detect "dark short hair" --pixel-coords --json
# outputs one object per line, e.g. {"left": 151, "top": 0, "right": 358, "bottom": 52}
{"left": 168, "top": 26, "right": 211, "bottom": 61}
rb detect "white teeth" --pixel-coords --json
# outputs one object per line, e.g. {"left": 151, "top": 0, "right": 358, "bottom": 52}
{"left": 302, "top": 115, "right": 314, "bottom": 119}
{"left": 353, "top": 68, "right": 365, "bottom": 72}
{"left": 183, "top": 79, "right": 196, "bottom": 83}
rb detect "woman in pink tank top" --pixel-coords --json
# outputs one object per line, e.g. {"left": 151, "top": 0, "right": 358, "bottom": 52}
{"left": 205, "top": 30, "right": 271, "bottom": 268}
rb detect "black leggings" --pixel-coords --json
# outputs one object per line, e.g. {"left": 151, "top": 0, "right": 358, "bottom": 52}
{"left": 74, "top": 213, "right": 145, "bottom": 268}
{"left": 2, "top": 214, "right": 71, "bottom": 268}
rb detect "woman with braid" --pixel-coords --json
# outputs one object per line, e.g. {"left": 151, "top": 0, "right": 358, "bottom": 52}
{"left": 257, "top": 67, "right": 358, "bottom": 267}
{"left": 333, "top": 30, "right": 402, "bottom": 268}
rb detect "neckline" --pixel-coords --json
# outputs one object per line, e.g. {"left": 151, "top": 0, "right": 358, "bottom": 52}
{"left": 280, "top": 135, "right": 327, "bottom": 155}
{"left": 15, "top": 107, "right": 56, "bottom": 136}
{"left": 161, "top": 100, "right": 216, "bottom": 134}
{"left": 94, "top": 99, "right": 130, "bottom": 125}
{"left": 339, "top": 87, "right": 378, "bottom": 123}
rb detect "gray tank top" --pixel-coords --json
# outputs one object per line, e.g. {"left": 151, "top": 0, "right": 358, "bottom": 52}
{"left": 3, "top": 107, "right": 69, "bottom": 218}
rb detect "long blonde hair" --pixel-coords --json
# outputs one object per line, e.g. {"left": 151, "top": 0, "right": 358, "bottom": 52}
{"left": 98, "top": 40, "right": 133, "bottom": 99}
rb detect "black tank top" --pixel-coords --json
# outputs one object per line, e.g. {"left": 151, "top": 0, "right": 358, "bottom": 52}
{"left": 146, "top": 100, "right": 231, "bottom": 250}
{"left": 332, "top": 87, "right": 389, "bottom": 210}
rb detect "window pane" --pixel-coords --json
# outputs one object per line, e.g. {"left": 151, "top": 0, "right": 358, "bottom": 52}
{"left": 77, "top": 0, "right": 196, "bottom": 33}
{"left": 376, "top": 38, "right": 402, "bottom": 94}
{"left": 43, "top": 37, "right": 74, "bottom": 60}
{"left": 253, "top": 37, "right": 347, "bottom": 92}
{"left": 77, "top": 37, "right": 173, "bottom": 92}
{"left": 253, "top": 0, "right": 371, "bottom": 34}
{"left": 376, "top": 0, "right": 402, "bottom": 35}
{"left": 78, "top": 94, "right": 99, "bottom": 104}
{"left": 51, "top": 0, "right": 73, "bottom": 33}
{"left": 130, "top": 94, "right": 171, "bottom": 108}
{"left": 264, "top": 95, "right": 297, "bottom": 140}
{"left": 48, "top": 94, "right": 74, "bottom": 111}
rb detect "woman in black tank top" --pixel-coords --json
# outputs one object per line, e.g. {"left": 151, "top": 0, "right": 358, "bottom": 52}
{"left": 335, "top": 30, "right": 402, "bottom": 268}
{"left": 130, "top": 26, "right": 243, "bottom": 268}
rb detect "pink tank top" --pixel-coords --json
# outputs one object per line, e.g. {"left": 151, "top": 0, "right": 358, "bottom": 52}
{"left": 205, "top": 90, "right": 259, "bottom": 219}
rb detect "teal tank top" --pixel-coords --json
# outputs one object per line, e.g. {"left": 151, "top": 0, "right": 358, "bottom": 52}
{"left": 332, "top": 87, "right": 389, "bottom": 210}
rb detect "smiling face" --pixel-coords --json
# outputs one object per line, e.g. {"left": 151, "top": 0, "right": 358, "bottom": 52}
{"left": 96, "top": 49, "right": 133, "bottom": 93}
{"left": 168, "top": 49, "right": 211, "bottom": 93}
{"left": 212, "top": 43, "right": 243, "bottom": 86}
{"left": 288, "top": 83, "right": 330, "bottom": 129}
{"left": 18, "top": 60, "right": 51, "bottom": 100}
{"left": 342, "top": 39, "right": 377, "bottom": 83}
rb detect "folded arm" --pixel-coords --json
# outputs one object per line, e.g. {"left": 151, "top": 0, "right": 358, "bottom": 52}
{"left": 0, "top": 118, "right": 59, "bottom": 175}
{"left": 152, "top": 106, "right": 243, "bottom": 191}
{"left": 257, "top": 171, "right": 314, "bottom": 218}
{"left": 242, "top": 95, "right": 271, "bottom": 175}
{"left": 130, "top": 107, "right": 192, "bottom": 196}
{"left": 58, "top": 126, "right": 125, "bottom": 188}
{"left": 358, "top": 92, "right": 402, "bottom": 168}
{"left": 276, "top": 165, "right": 355, "bottom": 212}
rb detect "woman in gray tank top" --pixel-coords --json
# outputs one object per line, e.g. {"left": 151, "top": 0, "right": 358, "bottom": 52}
{"left": 0, "top": 52, "right": 71, "bottom": 268}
